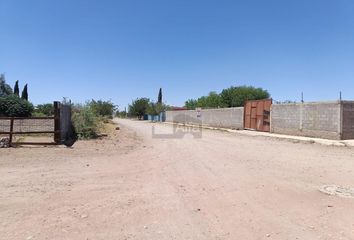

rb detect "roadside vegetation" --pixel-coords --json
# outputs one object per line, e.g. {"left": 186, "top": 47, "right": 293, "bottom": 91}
{"left": 127, "top": 86, "right": 270, "bottom": 119}
{"left": 72, "top": 100, "right": 117, "bottom": 139}
{"left": 0, "top": 74, "right": 33, "bottom": 117}
{"left": 128, "top": 97, "right": 150, "bottom": 119}
{"left": 1, "top": 72, "right": 119, "bottom": 141}
{"left": 2, "top": 72, "right": 271, "bottom": 139}
{"left": 185, "top": 85, "right": 270, "bottom": 109}
{"left": 33, "top": 103, "right": 54, "bottom": 117}
{"left": 128, "top": 88, "right": 169, "bottom": 119}
{"left": 116, "top": 110, "right": 127, "bottom": 118}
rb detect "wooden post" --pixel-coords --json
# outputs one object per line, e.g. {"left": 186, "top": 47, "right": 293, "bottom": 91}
{"left": 9, "top": 118, "right": 14, "bottom": 146}
{"left": 54, "top": 101, "right": 61, "bottom": 144}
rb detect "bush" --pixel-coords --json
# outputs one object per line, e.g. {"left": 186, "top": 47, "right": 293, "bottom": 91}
{"left": 34, "top": 103, "right": 54, "bottom": 116}
{"left": 89, "top": 99, "right": 117, "bottom": 118}
{"left": 0, "top": 95, "right": 34, "bottom": 117}
{"left": 72, "top": 105, "right": 99, "bottom": 139}
{"left": 71, "top": 100, "right": 118, "bottom": 140}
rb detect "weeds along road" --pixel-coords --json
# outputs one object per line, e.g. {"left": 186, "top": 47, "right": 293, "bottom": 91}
{"left": 1, "top": 118, "right": 354, "bottom": 240}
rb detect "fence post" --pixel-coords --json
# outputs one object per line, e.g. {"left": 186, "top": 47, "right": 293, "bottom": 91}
{"left": 54, "top": 101, "right": 61, "bottom": 144}
{"left": 9, "top": 118, "right": 14, "bottom": 146}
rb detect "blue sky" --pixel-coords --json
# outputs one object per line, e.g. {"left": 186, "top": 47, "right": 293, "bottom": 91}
{"left": 1, "top": 0, "right": 354, "bottom": 109}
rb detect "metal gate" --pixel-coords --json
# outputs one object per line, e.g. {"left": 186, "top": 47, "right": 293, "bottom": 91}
{"left": 244, "top": 99, "right": 272, "bottom": 132}
{"left": 0, "top": 101, "right": 76, "bottom": 147}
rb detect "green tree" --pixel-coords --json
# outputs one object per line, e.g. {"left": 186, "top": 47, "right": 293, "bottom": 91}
{"left": 147, "top": 102, "right": 166, "bottom": 115}
{"left": 185, "top": 99, "right": 198, "bottom": 110}
{"left": 147, "top": 102, "right": 158, "bottom": 115}
{"left": 14, "top": 80, "right": 20, "bottom": 96}
{"left": 194, "top": 96, "right": 206, "bottom": 108}
{"left": 184, "top": 86, "right": 270, "bottom": 109}
{"left": 128, "top": 98, "right": 150, "bottom": 119}
{"left": 158, "top": 88, "right": 162, "bottom": 104}
{"left": 220, "top": 86, "right": 270, "bottom": 107}
{"left": 197, "top": 91, "right": 223, "bottom": 108}
{"left": 155, "top": 102, "right": 165, "bottom": 114}
{"left": 89, "top": 99, "right": 117, "bottom": 118}
{"left": 0, "top": 95, "right": 34, "bottom": 117}
{"left": 34, "top": 103, "right": 54, "bottom": 116}
{"left": 21, "top": 84, "right": 28, "bottom": 100}
{"left": 116, "top": 110, "right": 127, "bottom": 118}
{"left": 0, "top": 74, "right": 13, "bottom": 96}
{"left": 185, "top": 92, "right": 223, "bottom": 109}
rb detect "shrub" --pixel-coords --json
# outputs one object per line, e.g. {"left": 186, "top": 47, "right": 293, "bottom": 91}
{"left": 0, "top": 95, "right": 34, "bottom": 117}
{"left": 89, "top": 99, "right": 117, "bottom": 118}
{"left": 34, "top": 103, "right": 54, "bottom": 116}
{"left": 72, "top": 105, "right": 99, "bottom": 139}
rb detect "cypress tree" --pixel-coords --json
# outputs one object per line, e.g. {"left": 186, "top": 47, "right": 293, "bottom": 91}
{"left": 14, "top": 80, "right": 20, "bottom": 96}
{"left": 158, "top": 88, "right": 162, "bottom": 104}
{"left": 21, "top": 84, "right": 28, "bottom": 100}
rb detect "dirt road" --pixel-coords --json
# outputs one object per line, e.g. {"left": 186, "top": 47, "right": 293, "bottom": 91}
{"left": 1, "top": 119, "right": 354, "bottom": 240}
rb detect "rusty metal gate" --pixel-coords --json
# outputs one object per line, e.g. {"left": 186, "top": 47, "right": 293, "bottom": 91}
{"left": 244, "top": 99, "right": 272, "bottom": 132}
{"left": 0, "top": 101, "right": 75, "bottom": 147}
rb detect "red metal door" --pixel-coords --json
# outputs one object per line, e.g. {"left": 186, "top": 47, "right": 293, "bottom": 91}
{"left": 244, "top": 99, "right": 272, "bottom": 132}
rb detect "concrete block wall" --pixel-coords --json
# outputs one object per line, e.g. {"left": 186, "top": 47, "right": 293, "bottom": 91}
{"left": 165, "top": 101, "right": 354, "bottom": 140}
{"left": 165, "top": 107, "right": 244, "bottom": 129}
{"left": 271, "top": 101, "right": 342, "bottom": 140}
